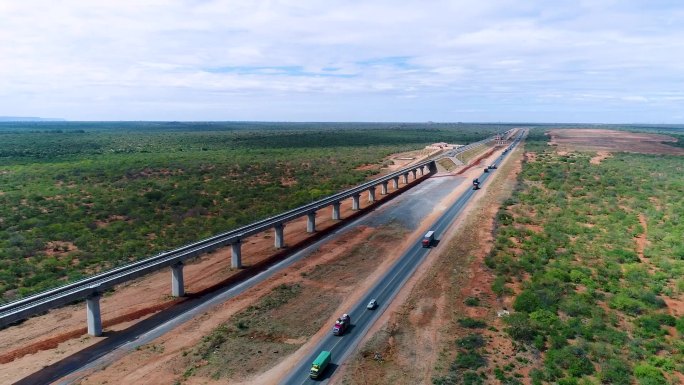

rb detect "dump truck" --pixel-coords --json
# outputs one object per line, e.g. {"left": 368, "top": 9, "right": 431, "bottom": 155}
{"left": 310, "top": 350, "right": 331, "bottom": 379}
{"left": 333, "top": 313, "right": 351, "bottom": 336}
{"left": 472, "top": 178, "right": 480, "bottom": 190}
{"left": 422, "top": 230, "right": 435, "bottom": 247}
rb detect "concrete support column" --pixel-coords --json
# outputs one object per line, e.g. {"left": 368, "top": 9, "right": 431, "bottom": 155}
{"left": 332, "top": 202, "right": 341, "bottom": 220}
{"left": 231, "top": 241, "right": 242, "bottom": 268}
{"left": 419, "top": 167, "right": 424, "bottom": 176}
{"left": 368, "top": 187, "right": 376, "bottom": 203}
{"left": 307, "top": 212, "right": 316, "bottom": 233}
{"left": 171, "top": 262, "right": 185, "bottom": 297}
{"left": 381, "top": 181, "right": 389, "bottom": 195}
{"left": 402, "top": 173, "right": 409, "bottom": 184}
{"left": 274, "top": 224, "right": 285, "bottom": 249}
{"left": 411, "top": 169, "right": 417, "bottom": 180}
{"left": 86, "top": 293, "right": 103, "bottom": 336}
{"left": 392, "top": 177, "right": 399, "bottom": 190}
{"left": 352, "top": 193, "right": 361, "bottom": 210}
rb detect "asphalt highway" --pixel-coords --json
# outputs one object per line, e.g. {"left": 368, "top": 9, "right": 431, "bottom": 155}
{"left": 281, "top": 135, "right": 522, "bottom": 385}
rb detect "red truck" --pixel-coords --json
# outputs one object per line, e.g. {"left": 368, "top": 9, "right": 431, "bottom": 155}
{"left": 422, "top": 231, "right": 435, "bottom": 247}
{"left": 332, "top": 314, "right": 351, "bottom": 336}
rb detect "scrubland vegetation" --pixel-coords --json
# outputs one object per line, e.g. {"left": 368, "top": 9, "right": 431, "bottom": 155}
{"left": 0, "top": 122, "right": 504, "bottom": 302}
{"left": 486, "top": 133, "right": 683, "bottom": 384}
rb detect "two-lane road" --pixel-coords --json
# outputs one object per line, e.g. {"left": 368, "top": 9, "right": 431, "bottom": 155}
{"left": 282, "top": 133, "right": 524, "bottom": 384}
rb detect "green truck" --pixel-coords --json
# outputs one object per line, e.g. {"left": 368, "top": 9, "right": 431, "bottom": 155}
{"left": 309, "top": 350, "right": 331, "bottom": 379}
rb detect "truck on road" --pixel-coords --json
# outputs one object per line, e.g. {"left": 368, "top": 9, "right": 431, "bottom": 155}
{"left": 333, "top": 314, "right": 351, "bottom": 336}
{"left": 473, "top": 178, "right": 480, "bottom": 190}
{"left": 310, "top": 350, "right": 331, "bottom": 379}
{"left": 422, "top": 231, "right": 435, "bottom": 247}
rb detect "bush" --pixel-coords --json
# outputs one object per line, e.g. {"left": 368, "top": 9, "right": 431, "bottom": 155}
{"left": 462, "top": 371, "right": 484, "bottom": 385}
{"left": 458, "top": 318, "right": 487, "bottom": 329}
{"left": 513, "top": 289, "right": 542, "bottom": 313}
{"left": 609, "top": 293, "right": 646, "bottom": 315}
{"left": 457, "top": 334, "right": 485, "bottom": 350}
{"left": 600, "top": 358, "right": 631, "bottom": 384}
{"left": 545, "top": 346, "right": 595, "bottom": 378}
{"left": 676, "top": 316, "right": 684, "bottom": 334}
{"left": 633, "top": 363, "right": 666, "bottom": 385}
{"left": 505, "top": 313, "right": 537, "bottom": 342}
{"left": 452, "top": 351, "right": 486, "bottom": 370}
{"left": 464, "top": 297, "right": 480, "bottom": 306}
{"left": 432, "top": 374, "right": 457, "bottom": 385}
{"left": 492, "top": 276, "right": 509, "bottom": 296}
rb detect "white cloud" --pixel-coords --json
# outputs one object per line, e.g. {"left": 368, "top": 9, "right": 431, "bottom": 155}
{"left": 0, "top": 0, "right": 683, "bottom": 122}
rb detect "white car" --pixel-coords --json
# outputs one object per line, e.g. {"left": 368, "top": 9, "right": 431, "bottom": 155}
{"left": 367, "top": 299, "right": 378, "bottom": 310}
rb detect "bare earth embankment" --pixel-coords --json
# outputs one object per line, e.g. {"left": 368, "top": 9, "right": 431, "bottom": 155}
{"left": 548, "top": 128, "right": 684, "bottom": 155}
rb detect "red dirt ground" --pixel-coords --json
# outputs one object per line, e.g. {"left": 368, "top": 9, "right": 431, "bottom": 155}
{"left": 548, "top": 129, "right": 684, "bottom": 155}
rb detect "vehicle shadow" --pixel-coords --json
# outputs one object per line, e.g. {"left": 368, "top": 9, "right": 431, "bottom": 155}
{"left": 342, "top": 324, "right": 356, "bottom": 334}
{"left": 315, "top": 363, "right": 340, "bottom": 381}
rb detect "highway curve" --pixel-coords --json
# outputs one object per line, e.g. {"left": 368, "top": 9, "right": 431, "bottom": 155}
{"left": 281, "top": 133, "right": 524, "bottom": 385}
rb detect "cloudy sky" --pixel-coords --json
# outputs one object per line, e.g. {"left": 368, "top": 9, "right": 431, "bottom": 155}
{"left": 1, "top": 0, "right": 683, "bottom": 122}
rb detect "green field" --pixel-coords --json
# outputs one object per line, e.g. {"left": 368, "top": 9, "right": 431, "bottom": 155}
{"left": 0, "top": 122, "right": 508, "bottom": 302}
{"left": 486, "top": 133, "right": 684, "bottom": 384}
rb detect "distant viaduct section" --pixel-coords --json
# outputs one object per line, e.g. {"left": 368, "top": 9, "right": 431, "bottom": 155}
{"left": 0, "top": 131, "right": 510, "bottom": 336}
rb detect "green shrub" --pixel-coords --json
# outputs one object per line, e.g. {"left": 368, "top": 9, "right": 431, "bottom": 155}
{"left": 513, "top": 289, "right": 542, "bottom": 313}
{"left": 458, "top": 318, "right": 487, "bottom": 329}
{"left": 452, "top": 351, "right": 486, "bottom": 370}
{"left": 609, "top": 293, "right": 646, "bottom": 315}
{"left": 633, "top": 363, "right": 666, "bottom": 385}
{"left": 464, "top": 297, "right": 480, "bottom": 306}
{"left": 505, "top": 313, "right": 537, "bottom": 342}
{"left": 545, "top": 346, "right": 595, "bottom": 378}
{"left": 599, "top": 358, "right": 631, "bottom": 384}
{"left": 462, "top": 371, "right": 484, "bottom": 385}
{"left": 492, "top": 276, "right": 509, "bottom": 296}
{"left": 456, "top": 334, "right": 485, "bottom": 350}
{"left": 676, "top": 316, "right": 684, "bottom": 334}
{"left": 432, "top": 374, "right": 457, "bottom": 385}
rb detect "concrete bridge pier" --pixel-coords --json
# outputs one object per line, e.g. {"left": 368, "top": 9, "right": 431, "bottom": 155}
{"left": 307, "top": 212, "right": 316, "bottom": 232}
{"left": 231, "top": 241, "right": 242, "bottom": 268}
{"left": 380, "top": 181, "right": 389, "bottom": 195}
{"left": 171, "top": 262, "right": 185, "bottom": 297}
{"left": 274, "top": 223, "right": 285, "bottom": 248}
{"left": 352, "top": 193, "right": 361, "bottom": 210}
{"left": 411, "top": 169, "right": 417, "bottom": 180}
{"left": 419, "top": 167, "right": 424, "bottom": 176}
{"left": 392, "top": 177, "right": 399, "bottom": 190}
{"left": 86, "top": 292, "right": 103, "bottom": 336}
{"left": 332, "top": 202, "right": 341, "bottom": 220}
{"left": 368, "top": 187, "right": 376, "bottom": 202}
{"left": 402, "top": 173, "right": 409, "bottom": 184}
